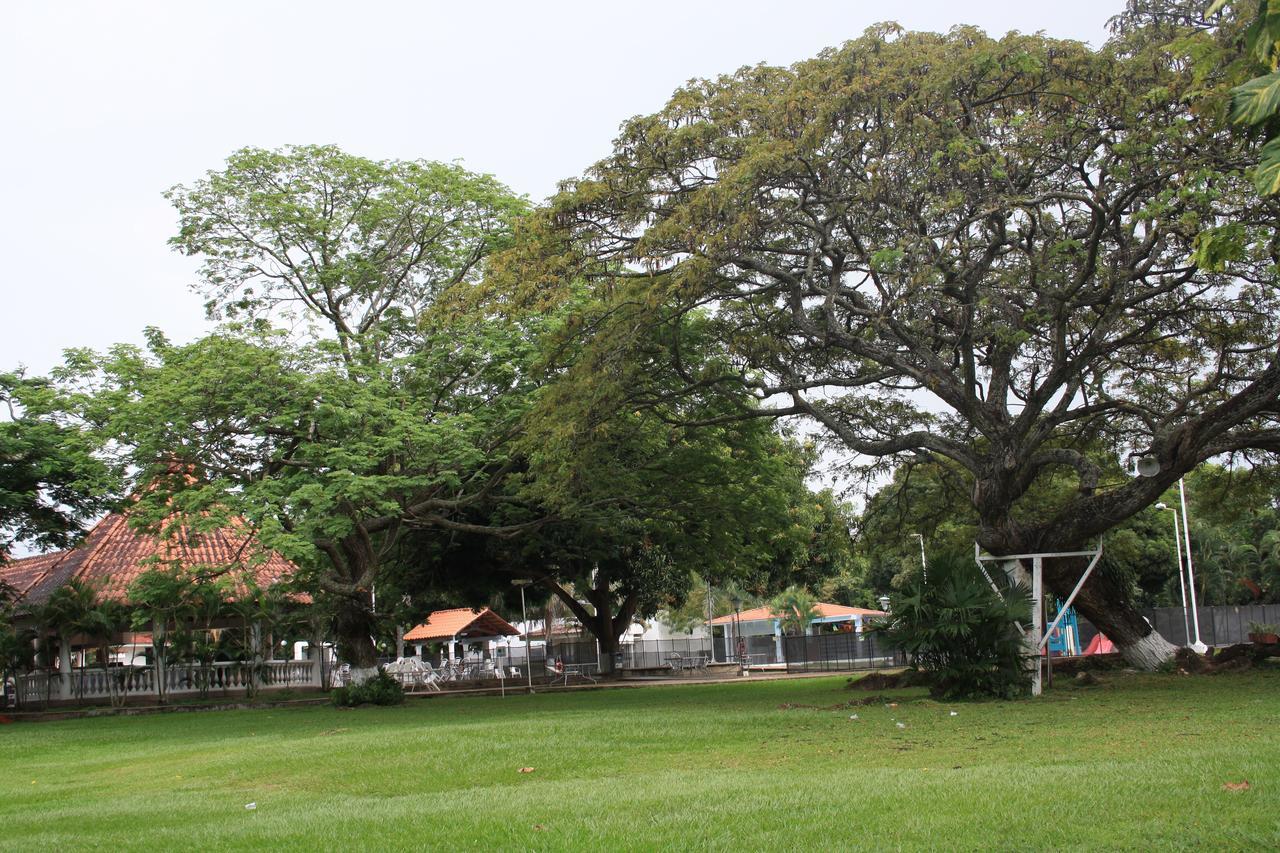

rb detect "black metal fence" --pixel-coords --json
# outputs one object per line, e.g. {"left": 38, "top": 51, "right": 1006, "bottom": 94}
{"left": 618, "top": 638, "right": 713, "bottom": 670}
{"left": 712, "top": 634, "right": 785, "bottom": 666}
{"left": 781, "top": 632, "right": 906, "bottom": 673}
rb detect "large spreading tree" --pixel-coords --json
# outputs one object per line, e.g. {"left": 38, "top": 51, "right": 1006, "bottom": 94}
{"left": 77, "top": 145, "right": 535, "bottom": 670}
{"left": 494, "top": 9, "right": 1280, "bottom": 667}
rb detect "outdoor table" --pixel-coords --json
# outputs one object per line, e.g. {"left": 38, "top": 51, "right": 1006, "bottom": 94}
{"left": 549, "top": 662, "right": 598, "bottom": 686}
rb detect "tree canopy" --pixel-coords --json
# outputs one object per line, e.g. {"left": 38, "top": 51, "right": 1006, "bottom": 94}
{"left": 496, "top": 12, "right": 1280, "bottom": 666}
{"left": 0, "top": 372, "right": 119, "bottom": 557}
{"left": 72, "top": 146, "right": 535, "bottom": 668}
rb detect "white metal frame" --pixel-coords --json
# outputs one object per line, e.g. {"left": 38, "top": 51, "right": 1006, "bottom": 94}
{"left": 974, "top": 542, "right": 1104, "bottom": 697}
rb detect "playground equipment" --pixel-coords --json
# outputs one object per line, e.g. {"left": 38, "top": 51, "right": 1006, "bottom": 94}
{"left": 975, "top": 542, "right": 1104, "bottom": 697}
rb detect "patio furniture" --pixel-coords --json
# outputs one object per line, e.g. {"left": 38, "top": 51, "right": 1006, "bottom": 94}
{"left": 547, "top": 659, "right": 597, "bottom": 686}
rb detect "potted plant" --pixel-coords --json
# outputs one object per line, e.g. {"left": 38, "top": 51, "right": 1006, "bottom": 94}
{"left": 1247, "top": 622, "right": 1279, "bottom": 645}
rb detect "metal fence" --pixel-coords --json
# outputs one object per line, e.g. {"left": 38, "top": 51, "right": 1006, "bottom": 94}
{"left": 618, "top": 638, "right": 713, "bottom": 670}
{"left": 712, "top": 635, "right": 785, "bottom": 666}
{"left": 782, "top": 632, "right": 907, "bottom": 674}
{"left": 1077, "top": 603, "right": 1280, "bottom": 649}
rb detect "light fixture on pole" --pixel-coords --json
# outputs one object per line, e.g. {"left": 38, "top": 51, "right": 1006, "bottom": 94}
{"left": 1131, "top": 451, "right": 1207, "bottom": 653}
{"left": 1176, "top": 479, "right": 1207, "bottom": 653}
{"left": 511, "top": 579, "right": 535, "bottom": 693}
{"left": 727, "top": 591, "right": 742, "bottom": 653}
{"left": 1154, "top": 502, "right": 1192, "bottom": 644}
{"left": 913, "top": 533, "right": 928, "bottom": 581}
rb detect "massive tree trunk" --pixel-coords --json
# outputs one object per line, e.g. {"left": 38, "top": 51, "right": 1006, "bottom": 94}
{"left": 542, "top": 574, "right": 639, "bottom": 678}
{"left": 318, "top": 533, "right": 382, "bottom": 680}
{"left": 331, "top": 589, "right": 379, "bottom": 675}
{"left": 981, "top": 521, "right": 1177, "bottom": 670}
{"left": 1039, "top": 557, "right": 1177, "bottom": 670}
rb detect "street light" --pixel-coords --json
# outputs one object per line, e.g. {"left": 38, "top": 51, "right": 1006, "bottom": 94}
{"left": 1154, "top": 502, "right": 1192, "bottom": 645}
{"left": 1132, "top": 452, "right": 1207, "bottom": 653}
{"left": 913, "top": 533, "right": 928, "bottom": 582}
{"left": 727, "top": 591, "right": 744, "bottom": 667}
{"left": 511, "top": 579, "right": 535, "bottom": 693}
{"left": 1175, "top": 479, "right": 1208, "bottom": 653}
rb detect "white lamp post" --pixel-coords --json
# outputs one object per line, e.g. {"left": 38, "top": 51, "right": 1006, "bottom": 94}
{"left": 511, "top": 579, "right": 534, "bottom": 693}
{"left": 1154, "top": 502, "right": 1192, "bottom": 644}
{"left": 1132, "top": 452, "right": 1207, "bottom": 653}
{"left": 1175, "top": 479, "right": 1207, "bottom": 653}
{"left": 913, "top": 533, "right": 928, "bottom": 581}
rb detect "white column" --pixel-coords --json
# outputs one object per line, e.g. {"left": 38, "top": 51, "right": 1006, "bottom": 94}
{"left": 58, "top": 634, "right": 73, "bottom": 700}
{"left": 1031, "top": 557, "right": 1043, "bottom": 697}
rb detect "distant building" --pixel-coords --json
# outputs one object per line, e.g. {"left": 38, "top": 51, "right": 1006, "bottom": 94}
{"left": 710, "top": 602, "right": 887, "bottom": 661}
{"left": 1, "top": 505, "right": 313, "bottom": 705}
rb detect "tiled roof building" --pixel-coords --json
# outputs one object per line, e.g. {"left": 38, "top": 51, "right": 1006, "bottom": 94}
{"left": 1, "top": 509, "right": 299, "bottom": 612}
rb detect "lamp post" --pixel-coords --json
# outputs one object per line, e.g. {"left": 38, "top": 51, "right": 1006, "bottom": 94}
{"left": 1175, "top": 479, "right": 1207, "bottom": 653}
{"left": 913, "top": 533, "right": 928, "bottom": 581}
{"left": 1131, "top": 451, "right": 1207, "bottom": 654}
{"left": 1154, "top": 502, "right": 1192, "bottom": 644}
{"left": 511, "top": 579, "right": 534, "bottom": 693}
{"left": 728, "top": 591, "right": 744, "bottom": 667}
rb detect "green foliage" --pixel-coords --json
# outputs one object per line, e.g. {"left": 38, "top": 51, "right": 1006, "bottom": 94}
{"left": 0, "top": 372, "right": 120, "bottom": 555}
{"left": 330, "top": 668, "right": 404, "bottom": 707}
{"left": 166, "top": 144, "right": 528, "bottom": 357}
{"left": 880, "top": 554, "right": 1032, "bottom": 700}
{"left": 501, "top": 11, "right": 1280, "bottom": 656}
{"left": 56, "top": 145, "right": 536, "bottom": 667}
{"left": 769, "top": 586, "right": 818, "bottom": 636}
{"left": 1215, "top": 0, "right": 1280, "bottom": 192}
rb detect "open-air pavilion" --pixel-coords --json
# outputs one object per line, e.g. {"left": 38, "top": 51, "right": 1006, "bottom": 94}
{"left": 403, "top": 607, "right": 520, "bottom": 668}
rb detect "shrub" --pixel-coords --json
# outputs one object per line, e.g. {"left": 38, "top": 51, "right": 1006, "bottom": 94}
{"left": 330, "top": 668, "right": 405, "bottom": 707}
{"left": 879, "top": 553, "right": 1032, "bottom": 700}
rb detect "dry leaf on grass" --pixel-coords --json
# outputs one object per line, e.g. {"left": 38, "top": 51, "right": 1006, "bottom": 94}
{"left": 518, "top": 767, "right": 536, "bottom": 773}
{"left": 1222, "top": 781, "right": 1250, "bottom": 792}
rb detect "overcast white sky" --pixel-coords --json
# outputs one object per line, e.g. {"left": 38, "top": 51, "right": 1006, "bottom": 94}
{"left": 0, "top": 1, "right": 1125, "bottom": 374}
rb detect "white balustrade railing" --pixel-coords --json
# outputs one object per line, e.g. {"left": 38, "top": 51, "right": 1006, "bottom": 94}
{"left": 9, "top": 659, "right": 319, "bottom": 704}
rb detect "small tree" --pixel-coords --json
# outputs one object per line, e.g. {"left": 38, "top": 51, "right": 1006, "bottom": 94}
{"left": 880, "top": 554, "right": 1032, "bottom": 700}
{"left": 770, "top": 587, "right": 818, "bottom": 637}
{"left": 0, "top": 613, "right": 35, "bottom": 710}
{"left": 38, "top": 580, "right": 99, "bottom": 703}
{"left": 128, "top": 568, "right": 194, "bottom": 704}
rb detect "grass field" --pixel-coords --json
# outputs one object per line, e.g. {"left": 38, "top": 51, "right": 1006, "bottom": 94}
{"left": 2, "top": 669, "right": 1278, "bottom": 851}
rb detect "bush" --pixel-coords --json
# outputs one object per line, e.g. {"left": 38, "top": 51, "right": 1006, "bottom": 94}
{"left": 330, "top": 668, "right": 405, "bottom": 707}
{"left": 879, "top": 553, "right": 1032, "bottom": 700}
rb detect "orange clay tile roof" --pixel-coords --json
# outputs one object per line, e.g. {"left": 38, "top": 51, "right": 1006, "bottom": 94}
{"left": 0, "top": 550, "right": 68, "bottom": 601}
{"left": 0, "top": 509, "right": 302, "bottom": 611}
{"left": 709, "top": 602, "right": 886, "bottom": 625}
{"left": 403, "top": 607, "right": 519, "bottom": 642}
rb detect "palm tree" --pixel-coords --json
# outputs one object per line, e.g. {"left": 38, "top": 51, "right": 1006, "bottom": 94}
{"left": 770, "top": 586, "right": 818, "bottom": 637}
{"left": 39, "top": 580, "right": 99, "bottom": 702}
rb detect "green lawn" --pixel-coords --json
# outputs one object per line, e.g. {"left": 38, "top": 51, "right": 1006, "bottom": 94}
{"left": 2, "top": 669, "right": 1278, "bottom": 851}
